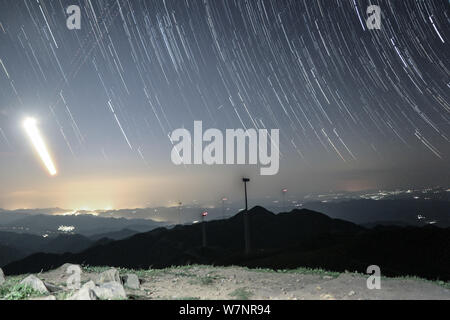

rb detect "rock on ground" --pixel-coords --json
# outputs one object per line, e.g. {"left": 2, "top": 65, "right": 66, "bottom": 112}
{"left": 82, "top": 280, "right": 96, "bottom": 290}
{"left": 123, "top": 274, "right": 140, "bottom": 289}
{"left": 67, "top": 282, "right": 98, "bottom": 300}
{"left": 93, "top": 282, "right": 127, "bottom": 300}
{"left": 96, "top": 268, "right": 121, "bottom": 285}
{"left": 67, "top": 280, "right": 126, "bottom": 300}
{"left": 20, "top": 275, "right": 49, "bottom": 294}
{"left": 68, "top": 287, "right": 97, "bottom": 300}
{"left": 58, "top": 263, "right": 82, "bottom": 272}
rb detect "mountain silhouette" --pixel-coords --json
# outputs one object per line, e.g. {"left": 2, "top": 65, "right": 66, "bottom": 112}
{"left": 304, "top": 199, "right": 450, "bottom": 227}
{"left": 3, "top": 206, "right": 449, "bottom": 281}
{"left": 0, "top": 231, "right": 97, "bottom": 266}
{"left": 0, "top": 243, "right": 25, "bottom": 266}
{"left": 88, "top": 228, "right": 142, "bottom": 241}
{"left": 0, "top": 213, "right": 162, "bottom": 236}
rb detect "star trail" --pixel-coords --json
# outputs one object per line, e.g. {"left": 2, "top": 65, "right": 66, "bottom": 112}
{"left": 0, "top": 0, "right": 448, "bottom": 209}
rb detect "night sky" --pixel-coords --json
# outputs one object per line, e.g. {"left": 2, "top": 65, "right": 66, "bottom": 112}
{"left": 0, "top": 0, "right": 448, "bottom": 210}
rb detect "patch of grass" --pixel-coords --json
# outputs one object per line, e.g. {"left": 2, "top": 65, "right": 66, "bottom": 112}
{"left": 82, "top": 265, "right": 185, "bottom": 278}
{"left": 199, "top": 275, "right": 216, "bottom": 286}
{"left": 170, "top": 265, "right": 196, "bottom": 271}
{"left": 289, "top": 267, "right": 340, "bottom": 278}
{"left": 389, "top": 275, "right": 450, "bottom": 290}
{"left": 81, "top": 264, "right": 211, "bottom": 279}
{"left": 1, "top": 283, "right": 43, "bottom": 300}
{"left": 239, "top": 265, "right": 340, "bottom": 278}
{"left": 170, "top": 270, "right": 196, "bottom": 278}
{"left": 437, "top": 281, "right": 450, "bottom": 290}
{"left": 132, "top": 266, "right": 196, "bottom": 278}
{"left": 0, "top": 278, "right": 21, "bottom": 298}
{"left": 188, "top": 274, "right": 218, "bottom": 286}
{"left": 55, "top": 290, "right": 73, "bottom": 300}
{"left": 165, "top": 265, "right": 203, "bottom": 278}
{"left": 82, "top": 265, "right": 112, "bottom": 273}
{"left": 229, "top": 287, "right": 253, "bottom": 300}
{"left": 134, "top": 269, "right": 163, "bottom": 278}
{"left": 82, "top": 265, "right": 156, "bottom": 278}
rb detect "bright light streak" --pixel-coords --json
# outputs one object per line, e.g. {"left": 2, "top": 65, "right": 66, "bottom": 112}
{"left": 23, "top": 118, "right": 57, "bottom": 176}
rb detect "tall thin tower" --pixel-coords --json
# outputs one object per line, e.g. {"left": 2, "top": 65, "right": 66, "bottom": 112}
{"left": 243, "top": 178, "right": 251, "bottom": 255}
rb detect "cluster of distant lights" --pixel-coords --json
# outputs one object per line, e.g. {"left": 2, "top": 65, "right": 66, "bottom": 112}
{"left": 57, "top": 225, "right": 75, "bottom": 232}
{"left": 54, "top": 187, "right": 449, "bottom": 218}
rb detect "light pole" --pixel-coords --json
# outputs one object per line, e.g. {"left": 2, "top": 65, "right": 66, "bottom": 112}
{"left": 282, "top": 188, "right": 288, "bottom": 212}
{"left": 201, "top": 211, "right": 208, "bottom": 248}
{"left": 243, "top": 178, "right": 251, "bottom": 255}
{"left": 222, "top": 197, "right": 227, "bottom": 220}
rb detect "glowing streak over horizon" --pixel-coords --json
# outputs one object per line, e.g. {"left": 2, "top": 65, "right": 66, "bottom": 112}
{"left": 23, "top": 118, "right": 57, "bottom": 176}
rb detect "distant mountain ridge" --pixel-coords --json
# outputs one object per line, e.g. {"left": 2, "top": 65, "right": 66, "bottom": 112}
{"left": 0, "top": 212, "right": 162, "bottom": 236}
{"left": 88, "top": 228, "right": 141, "bottom": 241}
{"left": 0, "top": 232, "right": 94, "bottom": 266}
{"left": 4, "top": 206, "right": 449, "bottom": 281}
{"left": 3, "top": 198, "right": 449, "bottom": 229}
{"left": 304, "top": 199, "right": 450, "bottom": 227}
{"left": 0, "top": 228, "right": 152, "bottom": 267}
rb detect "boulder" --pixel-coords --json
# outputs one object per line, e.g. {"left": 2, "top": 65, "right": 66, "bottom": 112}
{"left": 93, "top": 282, "right": 127, "bottom": 300}
{"left": 96, "top": 268, "right": 121, "bottom": 284}
{"left": 20, "top": 275, "right": 49, "bottom": 294}
{"left": 67, "top": 286, "right": 97, "bottom": 300}
{"left": 123, "top": 274, "right": 140, "bottom": 289}
{"left": 67, "top": 282, "right": 98, "bottom": 300}
{"left": 58, "top": 263, "right": 83, "bottom": 272}
{"left": 81, "top": 280, "right": 96, "bottom": 290}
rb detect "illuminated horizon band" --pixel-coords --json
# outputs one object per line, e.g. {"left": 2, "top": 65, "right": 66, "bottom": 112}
{"left": 23, "top": 118, "right": 57, "bottom": 176}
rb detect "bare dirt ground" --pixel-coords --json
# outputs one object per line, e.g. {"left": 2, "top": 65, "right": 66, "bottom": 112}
{"left": 2, "top": 265, "right": 450, "bottom": 300}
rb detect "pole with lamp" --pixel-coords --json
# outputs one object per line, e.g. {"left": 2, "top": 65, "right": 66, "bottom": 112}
{"left": 282, "top": 188, "right": 288, "bottom": 212}
{"left": 201, "top": 211, "right": 208, "bottom": 248}
{"left": 242, "top": 178, "right": 251, "bottom": 255}
{"left": 222, "top": 197, "right": 227, "bottom": 220}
